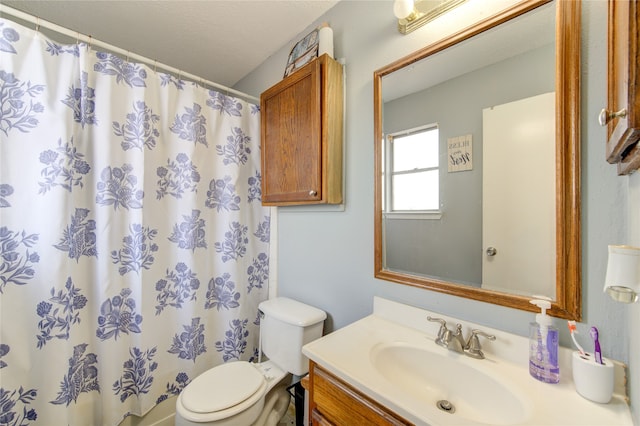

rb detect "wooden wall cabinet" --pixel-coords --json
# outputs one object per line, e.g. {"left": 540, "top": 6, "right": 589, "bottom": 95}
{"left": 307, "top": 362, "right": 412, "bottom": 426}
{"left": 260, "top": 54, "right": 343, "bottom": 205}
{"left": 603, "top": 0, "right": 640, "bottom": 175}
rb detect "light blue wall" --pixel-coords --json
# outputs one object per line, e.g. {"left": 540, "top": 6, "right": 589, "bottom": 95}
{"left": 235, "top": 1, "right": 637, "bottom": 421}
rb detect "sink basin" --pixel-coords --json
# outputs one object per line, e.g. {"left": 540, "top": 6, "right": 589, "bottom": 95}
{"left": 370, "top": 342, "right": 529, "bottom": 425}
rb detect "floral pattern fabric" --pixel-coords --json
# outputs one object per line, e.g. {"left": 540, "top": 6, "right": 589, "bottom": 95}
{"left": 0, "top": 18, "right": 269, "bottom": 426}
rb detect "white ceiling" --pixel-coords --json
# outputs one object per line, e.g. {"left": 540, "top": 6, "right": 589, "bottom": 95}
{"left": 1, "top": 0, "right": 340, "bottom": 88}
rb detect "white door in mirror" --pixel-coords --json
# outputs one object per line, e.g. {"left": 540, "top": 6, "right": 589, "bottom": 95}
{"left": 482, "top": 92, "right": 556, "bottom": 297}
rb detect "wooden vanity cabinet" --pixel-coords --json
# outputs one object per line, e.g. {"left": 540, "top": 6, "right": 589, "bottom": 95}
{"left": 307, "top": 361, "right": 412, "bottom": 426}
{"left": 604, "top": 0, "right": 640, "bottom": 175}
{"left": 260, "top": 54, "right": 343, "bottom": 205}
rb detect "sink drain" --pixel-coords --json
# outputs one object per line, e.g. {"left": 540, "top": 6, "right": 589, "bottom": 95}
{"left": 436, "top": 400, "right": 456, "bottom": 414}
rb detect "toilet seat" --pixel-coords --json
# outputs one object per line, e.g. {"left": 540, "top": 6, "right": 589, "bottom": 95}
{"left": 178, "top": 361, "right": 267, "bottom": 422}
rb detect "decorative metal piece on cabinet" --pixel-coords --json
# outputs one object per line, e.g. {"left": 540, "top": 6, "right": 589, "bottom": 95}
{"left": 602, "top": 0, "right": 639, "bottom": 175}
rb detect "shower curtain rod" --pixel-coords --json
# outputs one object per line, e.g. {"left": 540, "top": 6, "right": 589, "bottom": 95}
{"left": 0, "top": 4, "right": 260, "bottom": 103}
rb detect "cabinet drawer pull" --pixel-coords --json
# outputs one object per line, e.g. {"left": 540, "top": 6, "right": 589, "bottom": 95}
{"left": 598, "top": 108, "right": 627, "bottom": 126}
{"left": 309, "top": 190, "right": 318, "bottom": 196}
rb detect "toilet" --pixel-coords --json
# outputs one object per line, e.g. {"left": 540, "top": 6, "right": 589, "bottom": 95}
{"left": 175, "top": 297, "right": 326, "bottom": 426}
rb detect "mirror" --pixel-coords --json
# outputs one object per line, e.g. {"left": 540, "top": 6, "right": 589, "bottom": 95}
{"left": 374, "top": 0, "right": 581, "bottom": 320}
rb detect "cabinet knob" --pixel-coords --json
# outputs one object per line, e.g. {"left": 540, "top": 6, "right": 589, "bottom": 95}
{"left": 486, "top": 247, "right": 497, "bottom": 257}
{"left": 309, "top": 190, "right": 318, "bottom": 196}
{"left": 598, "top": 108, "right": 627, "bottom": 126}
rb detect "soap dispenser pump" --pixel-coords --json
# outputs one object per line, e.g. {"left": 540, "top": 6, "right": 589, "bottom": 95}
{"left": 529, "top": 298, "right": 560, "bottom": 383}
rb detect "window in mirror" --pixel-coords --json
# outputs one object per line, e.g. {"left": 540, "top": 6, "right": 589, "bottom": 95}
{"left": 386, "top": 125, "right": 440, "bottom": 212}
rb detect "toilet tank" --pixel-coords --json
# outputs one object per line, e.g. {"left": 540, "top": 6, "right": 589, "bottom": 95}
{"left": 258, "top": 297, "right": 326, "bottom": 376}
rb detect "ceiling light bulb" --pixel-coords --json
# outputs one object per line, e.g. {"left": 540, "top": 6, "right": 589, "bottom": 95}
{"left": 394, "top": 0, "right": 415, "bottom": 19}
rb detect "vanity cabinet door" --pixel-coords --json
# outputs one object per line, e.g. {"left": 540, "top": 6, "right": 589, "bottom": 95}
{"left": 311, "top": 409, "right": 335, "bottom": 426}
{"left": 260, "top": 54, "right": 343, "bottom": 205}
{"left": 604, "top": 0, "right": 640, "bottom": 175}
{"left": 308, "top": 362, "right": 412, "bottom": 426}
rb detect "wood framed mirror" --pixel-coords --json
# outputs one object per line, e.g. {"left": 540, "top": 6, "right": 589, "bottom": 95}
{"left": 373, "top": 0, "right": 581, "bottom": 320}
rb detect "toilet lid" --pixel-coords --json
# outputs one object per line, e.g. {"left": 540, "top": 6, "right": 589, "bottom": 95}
{"left": 182, "top": 361, "right": 265, "bottom": 414}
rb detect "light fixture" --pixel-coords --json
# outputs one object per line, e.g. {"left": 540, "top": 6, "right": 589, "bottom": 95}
{"left": 604, "top": 244, "right": 640, "bottom": 303}
{"left": 393, "top": 0, "right": 467, "bottom": 34}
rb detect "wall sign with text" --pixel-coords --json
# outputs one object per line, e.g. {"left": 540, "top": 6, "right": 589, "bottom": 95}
{"left": 447, "top": 134, "right": 473, "bottom": 172}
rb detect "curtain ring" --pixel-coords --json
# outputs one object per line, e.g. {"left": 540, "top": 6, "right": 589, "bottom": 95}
{"left": 126, "top": 51, "right": 130, "bottom": 62}
{"left": 153, "top": 60, "right": 157, "bottom": 73}
{"left": 35, "top": 17, "right": 40, "bottom": 32}
{"left": 87, "top": 35, "right": 92, "bottom": 51}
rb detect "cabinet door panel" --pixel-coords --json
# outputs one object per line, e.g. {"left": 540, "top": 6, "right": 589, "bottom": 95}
{"left": 311, "top": 364, "right": 412, "bottom": 426}
{"left": 261, "top": 61, "right": 322, "bottom": 203}
{"left": 260, "top": 54, "right": 343, "bottom": 205}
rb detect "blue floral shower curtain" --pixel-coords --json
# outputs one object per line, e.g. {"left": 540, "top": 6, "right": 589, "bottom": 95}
{"left": 0, "top": 18, "right": 270, "bottom": 426}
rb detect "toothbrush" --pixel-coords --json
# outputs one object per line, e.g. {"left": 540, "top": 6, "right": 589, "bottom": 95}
{"left": 567, "top": 321, "right": 586, "bottom": 355}
{"left": 590, "top": 326, "right": 603, "bottom": 365}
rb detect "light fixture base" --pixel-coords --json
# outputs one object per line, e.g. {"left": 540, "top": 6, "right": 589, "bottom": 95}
{"left": 398, "top": 0, "right": 467, "bottom": 34}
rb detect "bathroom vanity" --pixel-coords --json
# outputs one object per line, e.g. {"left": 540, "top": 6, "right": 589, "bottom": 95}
{"left": 302, "top": 297, "right": 633, "bottom": 425}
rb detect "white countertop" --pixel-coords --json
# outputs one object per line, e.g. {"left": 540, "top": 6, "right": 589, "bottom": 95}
{"left": 302, "top": 297, "right": 632, "bottom": 426}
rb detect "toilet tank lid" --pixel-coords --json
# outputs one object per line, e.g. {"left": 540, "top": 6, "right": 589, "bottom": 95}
{"left": 259, "top": 297, "right": 326, "bottom": 326}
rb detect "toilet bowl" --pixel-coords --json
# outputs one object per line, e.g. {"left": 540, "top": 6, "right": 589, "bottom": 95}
{"left": 175, "top": 360, "right": 288, "bottom": 426}
{"left": 175, "top": 297, "right": 326, "bottom": 426}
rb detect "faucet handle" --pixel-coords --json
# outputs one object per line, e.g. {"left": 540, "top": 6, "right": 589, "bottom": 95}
{"left": 464, "top": 329, "right": 496, "bottom": 359}
{"left": 427, "top": 316, "right": 446, "bottom": 326}
{"left": 427, "top": 316, "right": 448, "bottom": 347}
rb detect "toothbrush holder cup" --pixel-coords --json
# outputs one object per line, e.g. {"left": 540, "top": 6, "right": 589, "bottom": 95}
{"left": 572, "top": 351, "right": 614, "bottom": 403}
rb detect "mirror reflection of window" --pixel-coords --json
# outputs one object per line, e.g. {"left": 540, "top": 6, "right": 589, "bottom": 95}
{"left": 386, "top": 125, "right": 440, "bottom": 212}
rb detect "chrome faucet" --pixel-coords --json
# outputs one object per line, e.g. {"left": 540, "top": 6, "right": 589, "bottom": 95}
{"left": 427, "top": 316, "right": 496, "bottom": 359}
{"left": 464, "top": 329, "right": 496, "bottom": 359}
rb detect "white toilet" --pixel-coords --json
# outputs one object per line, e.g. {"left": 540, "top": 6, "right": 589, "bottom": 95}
{"left": 175, "top": 297, "right": 326, "bottom": 426}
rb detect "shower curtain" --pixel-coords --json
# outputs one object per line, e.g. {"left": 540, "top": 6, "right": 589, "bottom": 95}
{"left": 0, "top": 17, "right": 271, "bottom": 426}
